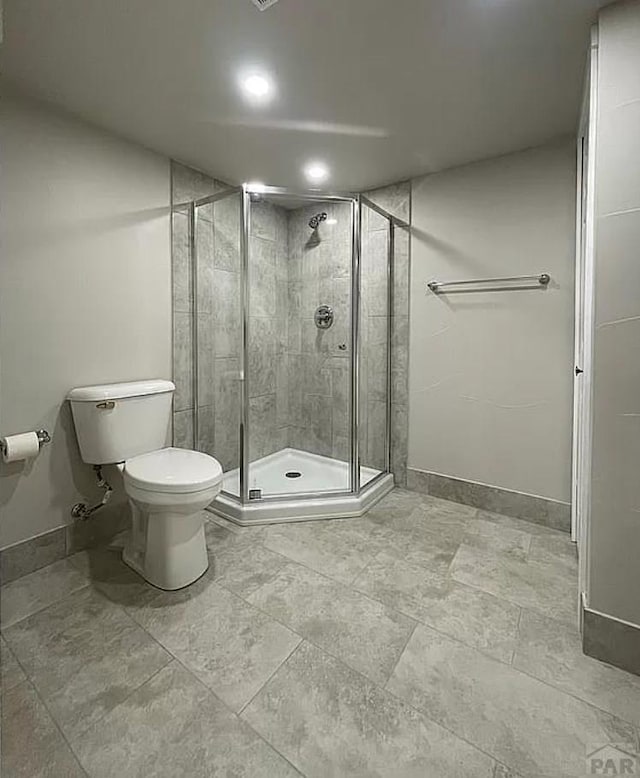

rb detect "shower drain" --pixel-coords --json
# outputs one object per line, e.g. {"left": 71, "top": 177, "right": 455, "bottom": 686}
{"left": 285, "top": 471, "right": 302, "bottom": 478}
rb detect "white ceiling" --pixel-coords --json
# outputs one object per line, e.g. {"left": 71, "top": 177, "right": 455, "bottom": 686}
{"left": 0, "top": 0, "right": 607, "bottom": 191}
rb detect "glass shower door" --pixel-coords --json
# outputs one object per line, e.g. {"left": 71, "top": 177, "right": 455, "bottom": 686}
{"left": 245, "top": 192, "right": 354, "bottom": 499}
{"left": 193, "top": 189, "right": 243, "bottom": 498}
{"left": 358, "top": 199, "right": 391, "bottom": 487}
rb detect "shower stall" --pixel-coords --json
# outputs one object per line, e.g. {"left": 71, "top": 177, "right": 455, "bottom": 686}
{"left": 172, "top": 182, "right": 406, "bottom": 524}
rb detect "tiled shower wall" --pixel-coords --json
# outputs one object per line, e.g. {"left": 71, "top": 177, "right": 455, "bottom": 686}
{"left": 171, "top": 162, "right": 243, "bottom": 471}
{"left": 247, "top": 199, "right": 290, "bottom": 462}
{"left": 281, "top": 189, "right": 410, "bottom": 483}
{"left": 285, "top": 202, "right": 353, "bottom": 461}
{"left": 363, "top": 182, "right": 411, "bottom": 485}
{"left": 172, "top": 165, "right": 290, "bottom": 471}
{"left": 171, "top": 161, "right": 410, "bottom": 485}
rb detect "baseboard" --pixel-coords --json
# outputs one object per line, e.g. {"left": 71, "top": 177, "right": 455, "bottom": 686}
{"left": 582, "top": 600, "right": 640, "bottom": 677}
{"left": 0, "top": 504, "right": 129, "bottom": 585}
{"left": 406, "top": 468, "right": 571, "bottom": 532}
{"left": 0, "top": 527, "right": 67, "bottom": 585}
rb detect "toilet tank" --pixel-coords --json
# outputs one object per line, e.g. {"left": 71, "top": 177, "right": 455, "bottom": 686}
{"left": 67, "top": 379, "right": 175, "bottom": 465}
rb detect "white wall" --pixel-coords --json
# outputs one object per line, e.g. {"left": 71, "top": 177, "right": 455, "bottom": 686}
{"left": 409, "top": 141, "right": 576, "bottom": 503}
{"left": 588, "top": 0, "right": 640, "bottom": 625}
{"left": 0, "top": 95, "right": 171, "bottom": 549}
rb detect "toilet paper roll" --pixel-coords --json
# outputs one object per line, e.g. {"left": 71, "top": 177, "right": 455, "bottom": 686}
{"left": 1, "top": 431, "right": 41, "bottom": 463}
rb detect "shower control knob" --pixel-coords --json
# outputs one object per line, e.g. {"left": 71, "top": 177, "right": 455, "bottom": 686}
{"left": 314, "top": 304, "right": 334, "bottom": 330}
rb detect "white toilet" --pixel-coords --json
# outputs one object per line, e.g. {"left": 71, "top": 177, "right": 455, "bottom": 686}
{"left": 67, "top": 379, "right": 223, "bottom": 590}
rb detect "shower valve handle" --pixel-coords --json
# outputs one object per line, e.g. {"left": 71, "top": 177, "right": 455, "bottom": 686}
{"left": 314, "top": 304, "right": 334, "bottom": 329}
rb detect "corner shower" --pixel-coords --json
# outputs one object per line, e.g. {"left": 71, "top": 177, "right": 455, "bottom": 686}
{"left": 172, "top": 183, "right": 406, "bottom": 524}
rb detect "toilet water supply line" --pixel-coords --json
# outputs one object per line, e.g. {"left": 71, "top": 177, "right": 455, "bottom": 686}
{"left": 71, "top": 465, "right": 113, "bottom": 520}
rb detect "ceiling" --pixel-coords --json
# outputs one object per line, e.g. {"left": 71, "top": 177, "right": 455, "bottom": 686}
{"left": 0, "top": 0, "right": 607, "bottom": 191}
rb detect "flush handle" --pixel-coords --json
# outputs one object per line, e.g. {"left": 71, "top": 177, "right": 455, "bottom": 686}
{"left": 96, "top": 401, "right": 115, "bottom": 410}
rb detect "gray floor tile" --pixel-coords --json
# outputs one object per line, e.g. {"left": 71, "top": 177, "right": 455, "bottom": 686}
{"left": 353, "top": 553, "right": 521, "bottom": 663}
{"left": 366, "top": 487, "right": 433, "bottom": 522}
{"left": 527, "top": 532, "right": 578, "bottom": 572}
{"left": 0, "top": 490, "right": 597, "bottom": 776}
{"left": 3, "top": 587, "right": 171, "bottom": 740}
{"left": 514, "top": 609, "right": 640, "bottom": 728}
{"left": 262, "top": 519, "right": 385, "bottom": 584}
{"left": 493, "top": 764, "right": 522, "bottom": 777}
{"left": 463, "top": 517, "right": 532, "bottom": 561}
{"left": 73, "top": 661, "right": 301, "bottom": 778}
{"left": 450, "top": 542, "right": 578, "bottom": 626}
{"left": 387, "top": 623, "right": 637, "bottom": 777}
{"left": 1, "top": 681, "right": 86, "bottom": 777}
{"left": 370, "top": 491, "right": 475, "bottom": 540}
{"left": 0, "top": 636, "right": 26, "bottom": 694}
{"left": 205, "top": 520, "right": 290, "bottom": 598}
{"left": 131, "top": 579, "right": 301, "bottom": 712}
{"left": 0, "top": 560, "right": 89, "bottom": 629}
{"left": 67, "top": 544, "right": 161, "bottom": 611}
{"left": 243, "top": 640, "right": 496, "bottom": 778}
{"left": 381, "top": 515, "right": 462, "bottom": 572}
{"left": 248, "top": 562, "right": 416, "bottom": 685}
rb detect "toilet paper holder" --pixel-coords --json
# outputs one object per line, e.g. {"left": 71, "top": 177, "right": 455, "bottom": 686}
{"left": 35, "top": 429, "right": 52, "bottom": 448}
{"left": 0, "top": 429, "right": 51, "bottom": 458}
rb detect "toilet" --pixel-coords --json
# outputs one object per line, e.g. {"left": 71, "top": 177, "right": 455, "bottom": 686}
{"left": 67, "top": 379, "right": 223, "bottom": 590}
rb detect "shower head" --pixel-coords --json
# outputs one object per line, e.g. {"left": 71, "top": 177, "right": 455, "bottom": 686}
{"left": 308, "top": 212, "right": 327, "bottom": 230}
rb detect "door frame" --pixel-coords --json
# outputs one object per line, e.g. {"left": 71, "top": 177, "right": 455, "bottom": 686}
{"left": 571, "top": 24, "right": 598, "bottom": 603}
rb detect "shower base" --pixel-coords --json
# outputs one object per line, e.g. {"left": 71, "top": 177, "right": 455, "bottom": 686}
{"left": 208, "top": 447, "right": 394, "bottom": 525}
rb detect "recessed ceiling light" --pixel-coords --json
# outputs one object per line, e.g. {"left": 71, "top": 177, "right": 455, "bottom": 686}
{"left": 239, "top": 71, "right": 274, "bottom": 104}
{"left": 304, "top": 161, "right": 329, "bottom": 183}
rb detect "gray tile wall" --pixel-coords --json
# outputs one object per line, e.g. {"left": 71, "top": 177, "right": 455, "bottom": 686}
{"left": 363, "top": 183, "right": 411, "bottom": 485}
{"left": 247, "top": 200, "right": 289, "bottom": 462}
{"left": 285, "top": 202, "right": 352, "bottom": 460}
{"left": 170, "top": 162, "right": 241, "bottom": 471}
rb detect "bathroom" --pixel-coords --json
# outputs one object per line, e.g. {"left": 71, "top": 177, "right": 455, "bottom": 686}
{"left": 1, "top": 0, "right": 640, "bottom": 775}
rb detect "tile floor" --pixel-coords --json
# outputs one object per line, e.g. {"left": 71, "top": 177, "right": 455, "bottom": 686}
{"left": 2, "top": 488, "right": 640, "bottom": 777}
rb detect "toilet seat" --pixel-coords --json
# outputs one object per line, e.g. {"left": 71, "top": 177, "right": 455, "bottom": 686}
{"left": 124, "top": 447, "right": 223, "bottom": 494}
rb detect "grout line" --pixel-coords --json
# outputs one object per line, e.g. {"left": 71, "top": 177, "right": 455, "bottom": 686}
{"left": 18, "top": 677, "right": 90, "bottom": 777}
{"left": 382, "top": 597, "right": 640, "bottom": 746}
{"left": 237, "top": 637, "right": 304, "bottom": 717}
{"left": 383, "top": 618, "right": 418, "bottom": 685}
{"left": 508, "top": 606, "right": 524, "bottom": 666}
{"left": 216, "top": 567, "right": 420, "bottom": 691}
{"left": 5, "top": 583, "right": 176, "bottom": 752}
{"left": 156, "top": 648, "right": 308, "bottom": 776}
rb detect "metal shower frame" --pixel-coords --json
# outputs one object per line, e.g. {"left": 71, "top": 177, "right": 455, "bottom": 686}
{"left": 174, "top": 183, "right": 400, "bottom": 507}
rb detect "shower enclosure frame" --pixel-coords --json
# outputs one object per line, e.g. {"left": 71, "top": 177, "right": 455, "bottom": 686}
{"left": 180, "top": 183, "right": 400, "bottom": 524}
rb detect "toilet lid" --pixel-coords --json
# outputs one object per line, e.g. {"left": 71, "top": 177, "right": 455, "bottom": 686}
{"left": 124, "top": 447, "right": 223, "bottom": 494}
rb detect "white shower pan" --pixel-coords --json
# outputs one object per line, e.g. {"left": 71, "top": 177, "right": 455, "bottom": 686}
{"left": 208, "top": 448, "right": 394, "bottom": 525}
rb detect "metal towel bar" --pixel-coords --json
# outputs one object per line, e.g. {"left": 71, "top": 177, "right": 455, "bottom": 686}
{"left": 427, "top": 273, "right": 550, "bottom": 293}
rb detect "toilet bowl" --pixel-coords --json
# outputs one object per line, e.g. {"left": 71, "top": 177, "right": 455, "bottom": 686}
{"left": 67, "top": 379, "right": 224, "bottom": 591}
{"left": 121, "top": 447, "right": 223, "bottom": 590}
